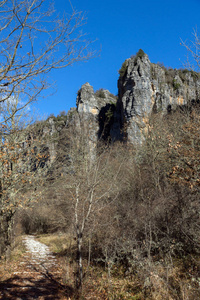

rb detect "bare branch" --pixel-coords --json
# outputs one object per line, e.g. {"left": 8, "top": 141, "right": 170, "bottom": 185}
{"left": 181, "top": 28, "right": 200, "bottom": 71}
{"left": 0, "top": 0, "right": 95, "bottom": 122}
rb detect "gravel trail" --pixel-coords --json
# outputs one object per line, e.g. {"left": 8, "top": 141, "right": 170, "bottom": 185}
{"left": 0, "top": 235, "right": 70, "bottom": 300}
{"left": 23, "top": 235, "right": 57, "bottom": 271}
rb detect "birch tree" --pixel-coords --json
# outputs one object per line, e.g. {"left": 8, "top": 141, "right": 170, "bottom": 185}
{"left": 64, "top": 124, "right": 123, "bottom": 292}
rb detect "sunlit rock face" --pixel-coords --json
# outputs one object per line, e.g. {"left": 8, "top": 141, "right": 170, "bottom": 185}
{"left": 76, "top": 82, "right": 99, "bottom": 115}
{"left": 76, "top": 82, "right": 117, "bottom": 116}
{"left": 75, "top": 82, "right": 117, "bottom": 160}
{"left": 67, "top": 52, "right": 200, "bottom": 147}
{"left": 76, "top": 82, "right": 117, "bottom": 143}
{"left": 43, "top": 118, "right": 57, "bottom": 163}
{"left": 118, "top": 53, "right": 200, "bottom": 144}
{"left": 30, "top": 52, "right": 200, "bottom": 173}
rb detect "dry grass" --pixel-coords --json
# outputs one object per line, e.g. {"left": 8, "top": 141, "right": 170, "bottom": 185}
{"left": 81, "top": 258, "right": 200, "bottom": 299}
{"left": 15, "top": 233, "right": 200, "bottom": 299}
{"left": 0, "top": 236, "right": 27, "bottom": 283}
{"left": 2, "top": 235, "right": 27, "bottom": 262}
{"left": 81, "top": 265, "right": 144, "bottom": 300}
{"left": 36, "top": 233, "right": 74, "bottom": 255}
{"left": 35, "top": 234, "right": 144, "bottom": 299}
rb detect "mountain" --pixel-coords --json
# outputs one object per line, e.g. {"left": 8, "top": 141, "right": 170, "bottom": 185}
{"left": 34, "top": 50, "right": 200, "bottom": 167}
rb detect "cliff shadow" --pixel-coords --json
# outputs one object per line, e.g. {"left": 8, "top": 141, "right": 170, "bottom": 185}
{"left": 97, "top": 103, "right": 116, "bottom": 142}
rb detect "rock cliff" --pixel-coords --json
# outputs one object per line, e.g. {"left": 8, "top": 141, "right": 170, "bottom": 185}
{"left": 117, "top": 50, "right": 200, "bottom": 143}
{"left": 37, "top": 50, "right": 200, "bottom": 166}
{"left": 74, "top": 51, "right": 200, "bottom": 145}
{"left": 76, "top": 82, "right": 117, "bottom": 142}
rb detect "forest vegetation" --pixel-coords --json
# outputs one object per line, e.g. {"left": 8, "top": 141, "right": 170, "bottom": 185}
{"left": 0, "top": 1, "right": 200, "bottom": 299}
{"left": 1, "top": 97, "right": 200, "bottom": 299}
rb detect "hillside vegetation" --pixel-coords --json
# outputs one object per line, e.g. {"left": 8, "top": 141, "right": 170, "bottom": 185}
{"left": 2, "top": 103, "right": 199, "bottom": 299}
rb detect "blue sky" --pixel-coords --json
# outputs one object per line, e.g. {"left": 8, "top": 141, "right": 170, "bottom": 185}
{"left": 35, "top": 0, "right": 200, "bottom": 118}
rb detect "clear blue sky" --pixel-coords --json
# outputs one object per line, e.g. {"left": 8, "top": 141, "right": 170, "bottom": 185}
{"left": 35, "top": 0, "right": 200, "bottom": 118}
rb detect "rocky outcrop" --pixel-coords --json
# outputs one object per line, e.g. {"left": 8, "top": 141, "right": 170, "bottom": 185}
{"left": 34, "top": 51, "right": 200, "bottom": 167}
{"left": 76, "top": 82, "right": 117, "bottom": 143}
{"left": 43, "top": 118, "right": 57, "bottom": 163}
{"left": 74, "top": 52, "right": 200, "bottom": 146}
{"left": 118, "top": 51, "right": 200, "bottom": 143}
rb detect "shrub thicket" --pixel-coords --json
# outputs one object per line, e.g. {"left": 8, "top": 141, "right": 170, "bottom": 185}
{"left": 11, "top": 102, "right": 200, "bottom": 299}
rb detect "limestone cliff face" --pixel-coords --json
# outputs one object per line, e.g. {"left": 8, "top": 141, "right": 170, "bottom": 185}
{"left": 76, "top": 82, "right": 117, "bottom": 143}
{"left": 43, "top": 118, "right": 57, "bottom": 163}
{"left": 74, "top": 53, "right": 200, "bottom": 146}
{"left": 76, "top": 82, "right": 117, "bottom": 115}
{"left": 33, "top": 83, "right": 117, "bottom": 168}
{"left": 38, "top": 52, "right": 200, "bottom": 165}
{"left": 118, "top": 53, "right": 200, "bottom": 143}
{"left": 76, "top": 82, "right": 99, "bottom": 116}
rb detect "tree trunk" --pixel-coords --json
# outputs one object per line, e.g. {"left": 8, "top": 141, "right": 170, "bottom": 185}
{"left": 76, "top": 231, "right": 83, "bottom": 292}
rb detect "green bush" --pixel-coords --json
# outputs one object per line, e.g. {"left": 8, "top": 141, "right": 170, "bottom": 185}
{"left": 191, "top": 70, "right": 200, "bottom": 80}
{"left": 67, "top": 109, "right": 77, "bottom": 121}
{"left": 118, "top": 49, "right": 146, "bottom": 78}
{"left": 173, "top": 79, "right": 181, "bottom": 90}
{"left": 95, "top": 88, "right": 106, "bottom": 98}
{"left": 105, "top": 107, "right": 114, "bottom": 120}
{"left": 133, "top": 49, "right": 146, "bottom": 65}
{"left": 118, "top": 61, "right": 128, "bottom": 78}
{"left": 178, "top": 69, "right": 200, "bottom": 82}
{"left": 164, "top": 68, "right": 175, "bottom": 85}
{"left": 135, "top": 48, "right": 145, "bottom": 59}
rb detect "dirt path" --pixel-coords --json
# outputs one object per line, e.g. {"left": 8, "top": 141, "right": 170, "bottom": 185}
{"left": 0, "top": 235, "right": 73, "bottom": 300}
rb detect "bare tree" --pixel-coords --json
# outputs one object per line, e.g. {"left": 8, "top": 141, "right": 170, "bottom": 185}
{"left": 181, "top": 29, "right": 200, "bottom": 71}
{"left": 62, "top": 123, "right": 123, "bottom": 293}
{"left": 0, "top": 122, "right": 48, "bottom": 256}
{"left": 0, "top": 0, "right": 94, "bottom": 119}
{"left": 0, "top": 92, "right": 36, "bottom": 134}
{"left": 0, "top": 0, "right": 94, "bottom": 256}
